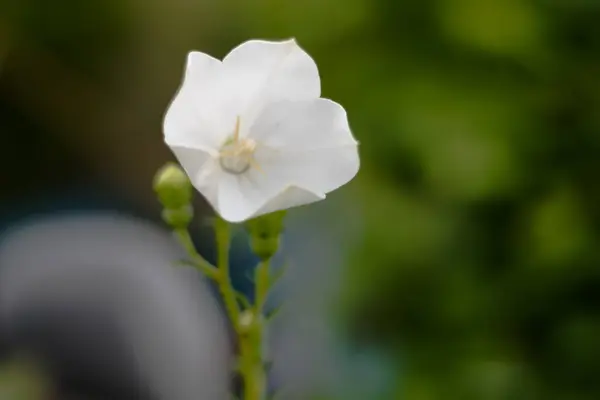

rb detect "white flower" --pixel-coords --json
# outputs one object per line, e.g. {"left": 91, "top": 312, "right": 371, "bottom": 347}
{"left": 163, "top": 39, "right": 359, "bottom": 223}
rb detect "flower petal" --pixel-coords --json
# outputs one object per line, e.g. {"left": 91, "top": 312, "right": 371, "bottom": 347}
{"left": 251, "top": 98, "right": 360, "bottom": 194}
{"left": 169, "top": 145, "right": 219, "bottom": 206}
{"left": 214, "top": 98, "right": 359, "bottom": 222}
{"left": 251, "top": 98, "right": 357, "bottom": 149}
{"left": 164, "top": 52, "right": 233, "bottom": 151}
{"left": 221, "top": 39, "right": 321, "bottom": 130}
{"left": 215, "top": 172, "right": 324, "bottom": 223}
{"left": 254, "top": 186, "right": 325, "bottom": 218}
{"left": 216, "top": 172, "right": 276, "bottom": 223}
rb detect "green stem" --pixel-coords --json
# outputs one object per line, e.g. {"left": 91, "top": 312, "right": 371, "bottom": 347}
{"left": 176, "top": 217, "right": 276, "bottom": 400}
{"left": 174, "top": 228, "right": 219, "bottom": 280}
{"left": 254, "top": 260, "right": 271, "bottom": 313}
{"left": 242, "top": 258, "right": 271, "bottom": 400}
{"left": 242, "top": 363, "right": 266, "bottom": 400}
{"left": 214, "top": 217, "right": 242, "bottom": 333}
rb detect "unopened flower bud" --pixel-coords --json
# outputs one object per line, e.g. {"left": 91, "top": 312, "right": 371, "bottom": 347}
{"left": 249, "top": 236, "right": 280, "bottom": 261}
{"left": 153, "top": 163, "right": 192, "bottom": 209}
{"left": 245, "top": 211, "right": 286, "bottom": 260}
{"left": 161, "top": 206, "right": 193, "bottom": 229}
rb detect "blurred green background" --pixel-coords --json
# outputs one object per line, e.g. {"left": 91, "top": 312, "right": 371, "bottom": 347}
{"left": 1, "top": 0, "right": 600, "bottom": 399}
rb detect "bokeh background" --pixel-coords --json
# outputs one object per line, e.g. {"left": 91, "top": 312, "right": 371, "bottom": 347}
{"left": 1, "top": 0, "right": 600, "bottom": 399}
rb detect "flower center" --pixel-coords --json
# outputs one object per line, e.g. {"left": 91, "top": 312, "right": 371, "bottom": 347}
{"left": 219, "top": 137, "right": 257, "bottom": 174}
{"left": 218, "top": 116, "right": 258, "bottom": 175}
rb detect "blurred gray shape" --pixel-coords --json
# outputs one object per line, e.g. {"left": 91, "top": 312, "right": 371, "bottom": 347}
{"left": 0, "top": 212, "right": 230, "bottom": 400}
{"left": 268, "top": 197, "right": 395, "bottom": 400}
{"left": 268, "top": 199, "right": 354, "bottom": 399}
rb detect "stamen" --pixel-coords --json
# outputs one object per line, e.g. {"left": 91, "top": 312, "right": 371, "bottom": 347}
{"left": 233, "top": 116, "right": 241, "bottom": 142}
{"left": 218, "top": 116, "right": 261, "bottom": 175}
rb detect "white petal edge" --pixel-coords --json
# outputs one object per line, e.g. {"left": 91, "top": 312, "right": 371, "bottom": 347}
{"left": 254, "top": 186, "right": 326, "bottom": 219}
{"left": 221, "top": 39, "right": 321, "bottom": 130}
{"left": 216, "top": 171, "right": 325, "bottom": 223}
{"left": 184, "top": 51, "right": 222, "bottom": 88}
{"left": 251, "top": 98, "right": 358, "bottom": 150}
{"left": 169, "top": 145, "right": 219, "bottom": 207}
{"left": 163, "top": 51, "right": 232, "bottom": 151}
{"left": 215, "top": 172, "right": 278, "bottom": 223}
{"left": 251, "top": 98, "right": 360, "bottom": 195}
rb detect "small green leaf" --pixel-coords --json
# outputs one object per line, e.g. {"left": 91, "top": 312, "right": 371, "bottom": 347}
{"left": 269, "top": 262, "right": 289, "bottom": 287}
{"left": 265, "top": 304, "right": 283, "bottom": 321}
{"left": 175, "top": 259, "right": 194, "bottom": 267}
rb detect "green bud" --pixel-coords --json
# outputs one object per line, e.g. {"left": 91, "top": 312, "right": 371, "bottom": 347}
{"left": 245, "top": 211, "right": 286, "bottom": 239}
{"left": 161, "top": 206, "right": 193, "bottom": 229}
{"left": 245, "top": 211, "right": 286, "bottom": 260}
{"left": 249, "top": 236, "right": 281, "bottom": 261}
{"left": 153, "top": 162, "right": 192, "bottom": 209}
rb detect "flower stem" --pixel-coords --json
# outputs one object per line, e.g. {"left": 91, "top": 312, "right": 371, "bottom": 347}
{"left": 254, "top": 260, "right": 271, "bottom": 312}
{"left": 174, "top": 218, "right": 274, "bottom": 400}
{"left": 240, "top": 258, "right": 272, "bottom": 400}
{"left": 174, "top": 228, "right": 219, "bottom": 280}
{"left": 214, "top": 217, "right": 242, "bottom": 333}
{"left": 242, "top": 363, "right": 266, "bottom": 400}
{"left": 174, "top": 224, "right": 240, "bottom": 333}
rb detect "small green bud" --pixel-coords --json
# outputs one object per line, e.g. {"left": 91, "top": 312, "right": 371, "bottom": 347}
{"left": 245, "top": 211, "right": 286, "bottom": 260}
{"left": 249, "top": 236, "right": 280, "bottom": 261}
{"left": 161, "top": 206, "right": 193, "bottom": 229}
{"left": 245, "top": 211, "right": 286, "bottom": 238}
{"left": 153, "top": 162, "right": 192, "bottom": 209}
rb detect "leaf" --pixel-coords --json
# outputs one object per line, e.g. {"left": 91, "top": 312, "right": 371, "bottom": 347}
{"left": 175, "top": 258, "right": 194, "bottom": 267}
{"left": 175, "top": 258, "right": 219, "bottom": 280}
{"left": 269, "top": 261, "right": 289, "bottom": 287}
{"left": 265, "top": 303, "right": 283, "bottom": 321}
